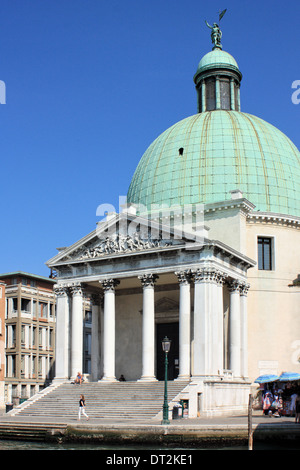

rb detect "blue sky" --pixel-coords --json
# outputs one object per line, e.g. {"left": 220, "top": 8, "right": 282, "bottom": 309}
{"left": 0, "top": 0, "right": 299, "bottom": 277}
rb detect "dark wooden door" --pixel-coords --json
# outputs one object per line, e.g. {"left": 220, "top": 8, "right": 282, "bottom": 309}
{"left": 156, "top": 322, "right": 179, "bottom": 381}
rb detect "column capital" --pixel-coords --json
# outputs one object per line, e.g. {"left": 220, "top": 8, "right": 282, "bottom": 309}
{"left": 53, "top": 284, "right": 68, "bottom": 296}
{"left": 69, "top": 282, "right": 83, "bottom": 296}
{"left": 100, "top": 278, "right": 120, "bottom": 292}
{"left": 175, "top": 270, "right": 192, "bottom": 285}
{"left": 138, "top": 273, "right": 159, "bottom": 288}
{"left": 239, "top": 282, "right": 250, "bottom": 296}
{"left": 227, "top": 280, "right": 241, "bottom": 293}
{"left": 193, "top": 268, "right": 227, "bottom": 285}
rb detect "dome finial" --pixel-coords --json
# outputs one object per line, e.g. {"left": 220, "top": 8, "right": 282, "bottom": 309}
{"left": 205, "top": 8, "right": 227, "bottom": 50}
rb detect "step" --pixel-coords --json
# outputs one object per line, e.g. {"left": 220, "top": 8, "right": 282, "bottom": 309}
{"left": 11, "top": 380, "right": 190, "bottom": 420}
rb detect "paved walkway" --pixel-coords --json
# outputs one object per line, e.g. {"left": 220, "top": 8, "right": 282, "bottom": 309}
{"left": 0, "top": 410, "right": 298, "bottom": 427}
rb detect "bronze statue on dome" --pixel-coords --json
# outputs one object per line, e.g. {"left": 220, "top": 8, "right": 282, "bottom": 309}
{"left": 205, "top": 9, "right": 227, "bottom": 50}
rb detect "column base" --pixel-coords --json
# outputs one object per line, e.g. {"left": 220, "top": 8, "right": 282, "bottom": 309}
{"left": 53, "top": 377, "right": 69, "bottom": 384}
{"left": 100, "top": 376, "right": 117, "bottom": 382}
{"left": 138, "top": 376, "right": 158, "bottom": 382}
{"left": 176, "top": 375, "right": 191, "bottom": 381}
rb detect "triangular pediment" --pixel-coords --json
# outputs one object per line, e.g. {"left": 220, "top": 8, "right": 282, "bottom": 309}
{"left": 47, "top": 212, "right": 206, "bottom": 267}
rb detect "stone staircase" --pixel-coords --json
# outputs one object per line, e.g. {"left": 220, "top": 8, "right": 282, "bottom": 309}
{"left": 9, "top": 380, "right": 190, "bottom": 421}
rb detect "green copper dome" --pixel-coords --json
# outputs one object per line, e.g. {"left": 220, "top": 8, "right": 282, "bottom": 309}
{"left": 127, "top": 110, "right": 300, "bottom": 217}
{"left": 127, "top": 39, "right": 300, "bottom": 218}
{"left": 195, "top": 49, "right": 240, "bottom": 75}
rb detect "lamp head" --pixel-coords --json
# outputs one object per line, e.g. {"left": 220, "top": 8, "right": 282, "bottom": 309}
{"left": 162, "top": 336, "right": 171, "bottom": 353}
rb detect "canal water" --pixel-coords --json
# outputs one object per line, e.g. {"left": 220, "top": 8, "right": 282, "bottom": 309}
{"left": 0, "top": 439, "right": 298, "bottom": 451}
{"left": 0, "top": 439, "right": 242, "bottom": 450}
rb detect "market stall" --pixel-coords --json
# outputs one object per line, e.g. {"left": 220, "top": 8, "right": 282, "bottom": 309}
{"left": 254, "top": 372, "right": 300, "bottom": 417}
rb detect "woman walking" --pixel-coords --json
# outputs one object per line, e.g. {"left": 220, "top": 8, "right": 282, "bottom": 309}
{"left": 78, "top": 394, "right": 89, "bottom": 421}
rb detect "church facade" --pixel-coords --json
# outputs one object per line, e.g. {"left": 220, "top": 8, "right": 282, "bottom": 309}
{"left": 47, "top": 22, "right": 300, "bottom": 417}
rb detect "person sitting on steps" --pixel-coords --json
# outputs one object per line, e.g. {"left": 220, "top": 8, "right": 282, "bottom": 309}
{"left": 74, "top": 372, "right": 83, "bottom": 385}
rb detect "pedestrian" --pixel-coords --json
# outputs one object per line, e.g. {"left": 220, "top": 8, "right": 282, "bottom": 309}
{"left": 290, "top": 392, "right": 298, "bottom": 415}
{"left": 74, "top": 372, "right": 83, "bottom": 385}
{"left": 295, "top": 395, "right": 300, "bottom": 424}
{"left": 78, "top": 394, "right": 89, "bottom": 421}
{"left": 271, "top": 395, "right": 281, "bottom": 417}
{"left": 262, "top": 392, "right": 272, "bottom": 416}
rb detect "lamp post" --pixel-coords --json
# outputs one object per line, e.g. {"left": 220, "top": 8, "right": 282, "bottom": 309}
{"left": 161, "top": 336, "right": 171, "bottom": 425}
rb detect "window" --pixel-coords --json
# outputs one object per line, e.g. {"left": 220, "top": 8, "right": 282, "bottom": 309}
{"left": 49, "top": 328, "right": 54, "bottom": 349}
{"left": 39, "top": 302, "right": 48, "bottom": 318}
{"left": 32, "top": 326, "right": 36, "bottom": 347}
{"left": 49, "top": 303, "right": 54, "bottom": 319}
{"left": 21, "top": 325, "right": 25, "bottom": 345}
{"left": 258, "top": 237, "right": 273, "bottom": 270}
{"left": 84, "top": 310, "right": 92, "bottom": 325}
{"left": 220, "top": 78, "right": 230, "bottom": 109}
{"left": 10, "top": 325, "right": 16, "bottom": 348}
{"left": 32, "top": 356, "right": 36, "bottom": 376}
{"left": 39, "top": 328, "right": 43, "bottom": 348}
{"left": 206, "top": 79, "right": 216, "bottom": 111}
{"left": 12, "top": 298, "right": 18, "bottom": 312}
{"left": 21, "top": 298, "right": 31, "bottom": 312}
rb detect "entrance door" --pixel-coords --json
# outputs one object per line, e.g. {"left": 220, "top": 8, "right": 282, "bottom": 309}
{"left": 156, "top": 322, "right": 179, "bottom": 381}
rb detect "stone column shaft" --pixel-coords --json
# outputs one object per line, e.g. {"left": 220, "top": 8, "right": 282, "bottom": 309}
{"left": 139, "top": 274, "right": 158, "bottom": 381}
{"left": 91, "top": 294, "right": 102, "bottom": 381}
{"left": 70, "top": 283, "right": 83, "bottom": 380}
{"left": 100, "top": 279, "right": 119, "bottom": 382}
{"left": 192, "top": 269, "right": 225, "bottom": 378}
{"left": 175, "top": 271, "right": 191, "bottom": 379}
{"left": 54, "top": 285, "right": 70, "bottom": 381}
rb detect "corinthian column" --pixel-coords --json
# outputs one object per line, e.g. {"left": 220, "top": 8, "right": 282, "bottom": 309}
{"left": 175, "top": 270, "right": 191, "bottom": 380}
{"left": 53, "top": 284, "right": 70, "bottom": 381}
{"left": 70, "top": 283, "right": 83, "bottom": 380}
{"left": 138, "top": 273, "right": 158, "bottom": 381}
{"left": 192, "top": 268, "right": 226, "bottom": 379}
{"left": 100, "top": 278, "right": 119, "bottom": 382}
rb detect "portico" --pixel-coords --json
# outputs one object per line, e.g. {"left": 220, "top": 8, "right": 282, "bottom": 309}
{"left": 49, "top": 211, "right": 254, "bottom": 393}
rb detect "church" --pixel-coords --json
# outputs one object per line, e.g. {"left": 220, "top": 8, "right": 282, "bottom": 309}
{"left": 46, "top": 18, "right": 300, "bottom": 417}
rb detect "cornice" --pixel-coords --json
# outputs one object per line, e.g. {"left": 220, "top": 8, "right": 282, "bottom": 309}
{"left": 203, "top": 198, "right": 255, "bottom": 216}
{"left": 247, "top": 211, "right": 300, "bottom": 228}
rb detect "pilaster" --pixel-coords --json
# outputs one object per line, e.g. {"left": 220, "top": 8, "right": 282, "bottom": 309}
{"left": 228, "top": 280, "right": 242, "bottom": 377}
{"left": 240, "top": 283, "right": 250, "bottom": 379}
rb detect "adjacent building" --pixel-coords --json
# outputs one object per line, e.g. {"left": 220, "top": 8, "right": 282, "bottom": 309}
{"left": 0, "top": 280, "right": 5, "bottom": 411}
{"left": 0, "top": 272, "right": 56, "bottom": 405}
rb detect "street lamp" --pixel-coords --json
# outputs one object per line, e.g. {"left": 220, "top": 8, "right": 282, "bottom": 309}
{"left": 161, "top": 336, "right": 171, "bottom": 425}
